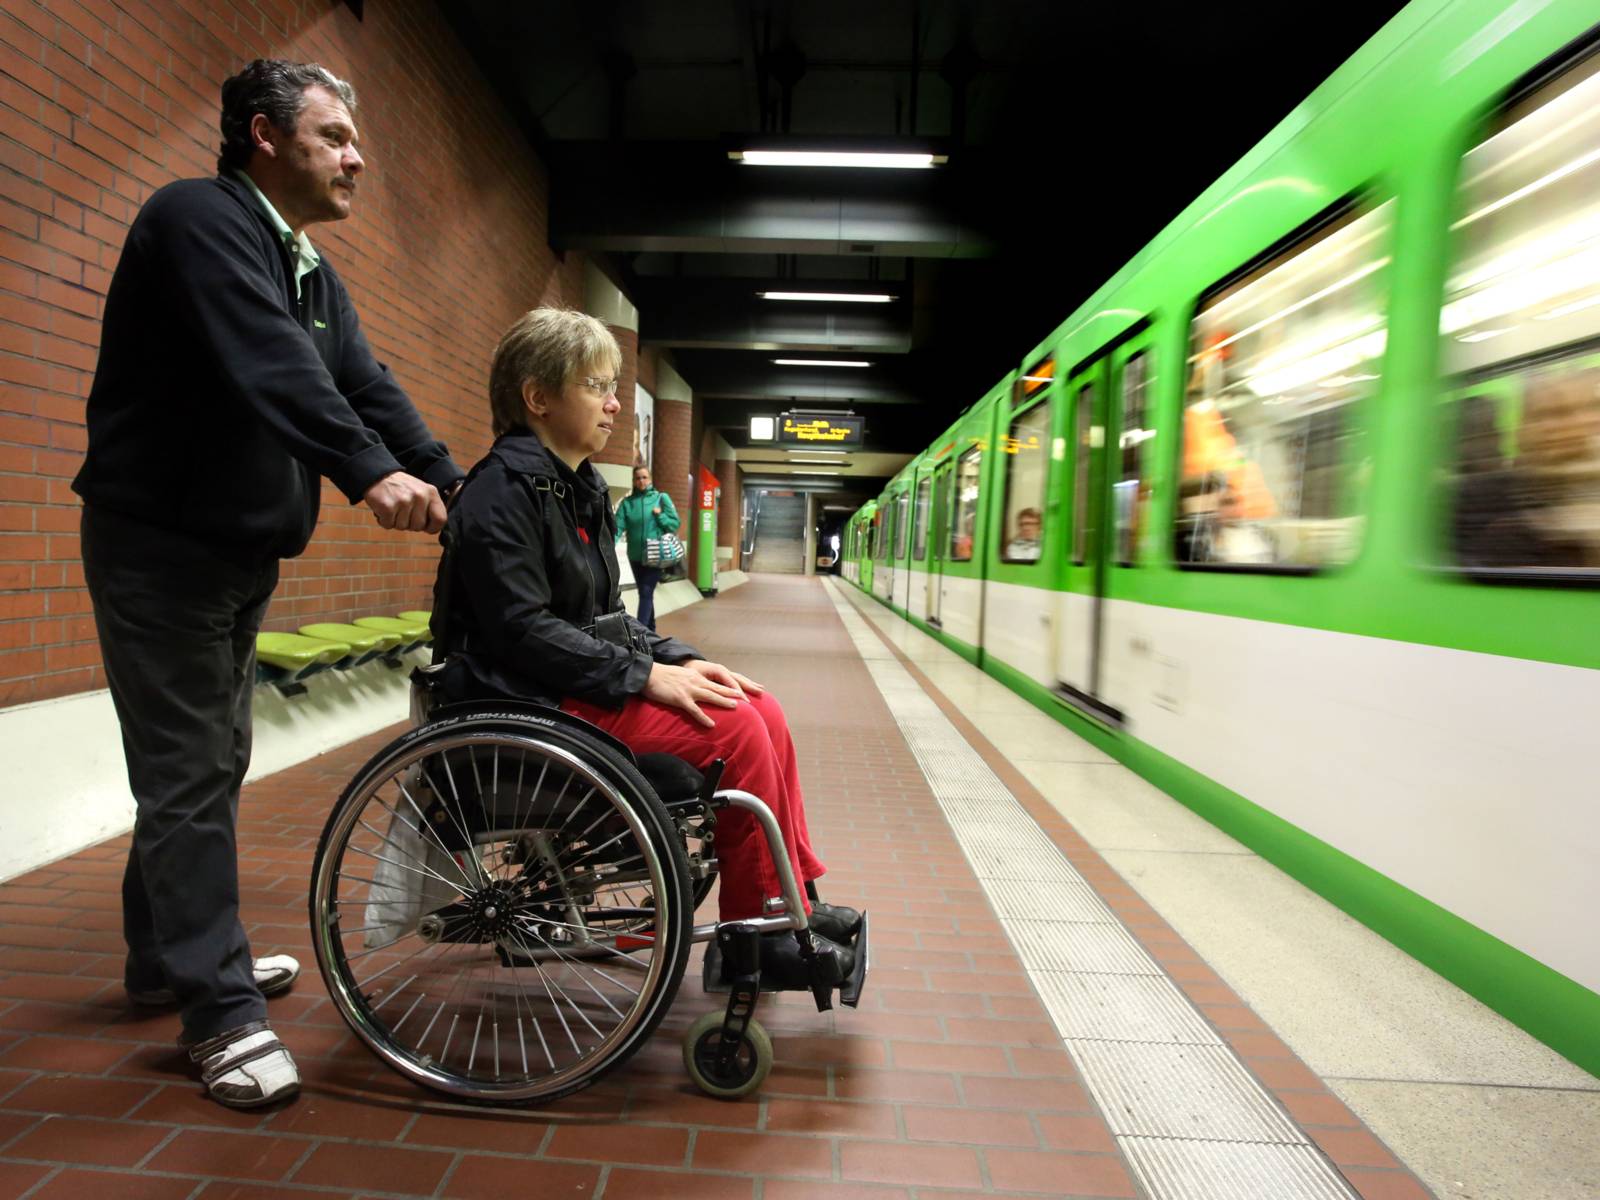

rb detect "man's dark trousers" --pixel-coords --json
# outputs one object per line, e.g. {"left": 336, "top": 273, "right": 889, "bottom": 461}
{"left": 632, "top": 562, "right": 662, "bottom": 631}
{"left": 81, "top": 506, "right": 278, "bottom": 1041}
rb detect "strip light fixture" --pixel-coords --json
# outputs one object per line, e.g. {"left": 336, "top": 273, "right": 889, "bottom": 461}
{"left": 772, "top": 358, "right": 871, "bottom": 368}
{"left": 757, "top": 291, "right": 895, "bottom": 303}
{"left": 731, "top": 150, "right": 945, "bottom": 169}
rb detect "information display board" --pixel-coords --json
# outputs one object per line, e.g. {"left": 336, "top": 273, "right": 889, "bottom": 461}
{"left": 778, "top": 413, "right": 864, "bottom": 446}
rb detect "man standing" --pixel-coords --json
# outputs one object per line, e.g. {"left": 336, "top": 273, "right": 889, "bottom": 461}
{"left": 72, "top": 60, "right": 464, "bottom": 1108}
{"left": 615, "top": 465, "right": 681, "bottom": 630}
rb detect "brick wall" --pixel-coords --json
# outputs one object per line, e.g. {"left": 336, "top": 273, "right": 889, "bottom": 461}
{"left": 653, "top": 396, "right": 691, "bottom": 549}
{"left": 0, "top": 0, "right": 585, "bottom": 707}
{"left": 593, "top": 323, "right": 637, "bottom": 471}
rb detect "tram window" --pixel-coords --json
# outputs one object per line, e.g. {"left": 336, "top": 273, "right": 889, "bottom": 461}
{"left": 1073, "top": 383, "right": 1094, "bottom": 565}
{"left": 1178, "top": 199, "right": 1393, "bottom": 568}
{"left": 950, "top": 446, "right": 981, "bottom": 561}
{"left": 894, "top": 491, "right": 911, "bottom": 559}
{"left": 1001, "top": 400, "right": 1050, "bottom": 563}
{"left": 1115, "top": 353, "right": 1153, "bottom": 566}
{"left": 1440, "top": 50, "right": 1600, "bottom": 578}
{"left": 912, "top": 476, "right": 931, "bottom": 559}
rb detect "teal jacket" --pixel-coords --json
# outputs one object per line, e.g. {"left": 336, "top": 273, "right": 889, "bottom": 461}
{"left": 615, "top": 486, "right": 681, "bottom": 564}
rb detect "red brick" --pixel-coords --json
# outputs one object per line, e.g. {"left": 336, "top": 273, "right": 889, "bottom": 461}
{"left": 985, "top": 1149, "right": 1137, "bottom": 1196}
{"left": 7, "top": 1114, "right": 170, "bottom": 1166}
{"left": 764, "top": 1097, "right": 898, "bottom": 1138}
{"left": 292, "top": 1141, "right": 453, "bottom": 1194}
{"left": 839, "top": 1140, "right": 982, "bottom": 1189}
{"left": 2, "top": 1073, "right": 154, "bottom": 1118}
{"left": 441, "top": 1156, "right": 599, "bottom": 1200}
{"left": 602, "top": 1169, "right": 752, "bottom": 1200}
{"left": 145, "top": 1129, "right": 307, "bottom": 1181}
{"left": 904, "top": 1104, "right": 1037, "bottom": 1146}
{"left": 546, "top": 1123, "right": 688, "bottom": 1167}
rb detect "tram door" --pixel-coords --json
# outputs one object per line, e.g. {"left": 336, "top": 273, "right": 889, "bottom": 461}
{"left": 1053, "top": 334, "right": 1149, "bottom": 728}
{"left": 927, "top": 462, "right": 952, "bottom": 626}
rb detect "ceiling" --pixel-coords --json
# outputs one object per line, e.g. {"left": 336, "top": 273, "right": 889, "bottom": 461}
{"left": 441, "top": 0, "right": 1405, "bottom": 500}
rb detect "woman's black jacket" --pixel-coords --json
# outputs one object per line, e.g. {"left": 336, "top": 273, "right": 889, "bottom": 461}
{"left": 432, "top": 428, "right": 700, "bottom": 706}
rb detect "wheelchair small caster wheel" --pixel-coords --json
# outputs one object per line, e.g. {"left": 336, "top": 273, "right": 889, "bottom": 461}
{"left": 683, "top": 1010, "right": 772, "bottom": 1099}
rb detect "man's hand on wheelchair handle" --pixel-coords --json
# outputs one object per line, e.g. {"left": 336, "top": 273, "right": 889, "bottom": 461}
{"left": 644, "top": 661, "right": 742, "bottom": 727}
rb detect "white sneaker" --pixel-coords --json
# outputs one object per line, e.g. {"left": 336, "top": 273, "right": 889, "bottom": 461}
{"left": 186, "top": 1019, "right": 300, "bottom": 1109}
{"left": 127, "top": 954, "right": 301, "bottom": 1007}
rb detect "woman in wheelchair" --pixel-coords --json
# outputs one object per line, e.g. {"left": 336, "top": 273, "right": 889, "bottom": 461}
{"left": 430, "top": 307, "right": 861, "bottom": 987}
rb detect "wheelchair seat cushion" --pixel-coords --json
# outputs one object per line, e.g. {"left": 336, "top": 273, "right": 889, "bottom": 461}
{"left": 635, "top": 752, "right": 705, "bottom": 801}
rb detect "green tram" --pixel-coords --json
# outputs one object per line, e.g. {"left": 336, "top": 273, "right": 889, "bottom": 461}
{"left": 845, "top": 0, "right": 1600, "bottom": 1075}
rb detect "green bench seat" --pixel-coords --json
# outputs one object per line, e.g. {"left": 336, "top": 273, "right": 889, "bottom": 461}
{"left": 354, "top": 615, "right": 431, "bottom": 655}
{"left": 398, "top": 610, "right": 432, "bottom": 627}
{"left": 299, "top": 622, "right": 398, "bottom": 667}
{"left": 255, "top": 631, "right": 350, "bottom": 691}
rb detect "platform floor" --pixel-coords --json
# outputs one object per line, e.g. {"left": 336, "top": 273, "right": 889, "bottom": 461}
{"left": 0, "top": 574, "right": 1592, "bottom": 1200}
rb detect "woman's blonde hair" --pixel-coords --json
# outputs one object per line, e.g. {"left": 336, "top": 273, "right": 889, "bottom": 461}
{"left": 488, "top": 307, "right": 622, "bottom": 436}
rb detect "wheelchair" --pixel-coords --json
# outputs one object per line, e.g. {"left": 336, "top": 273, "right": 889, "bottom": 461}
{"left": 308, "top": 666, "right": 869, "bottom": 1104}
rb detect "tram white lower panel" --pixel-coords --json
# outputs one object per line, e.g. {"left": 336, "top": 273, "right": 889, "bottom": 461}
{"left": 986, "top": 592, "right": 1600, "bottom": 996}
{"left": 931, "top": 573, "right": 982, "bottom": 648}
{"left": 904, "top": 565, "right": 930, "bottom": 622}
{"left": 871, "top": 567, "right": 892, "bottom": 603}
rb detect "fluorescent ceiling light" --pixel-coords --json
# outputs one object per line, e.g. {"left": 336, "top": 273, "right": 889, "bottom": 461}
{"left": 749, "top": 416, "right": 776, "bottom": 440}
{"left": 757, "top": 291, "right": 895, "bottom": 303}
{"left": 795, "top": 471, "right": 841, "bottom": 476}
{"left": 792, "top": 457, "right": 848, "bottom": 464}
{"left": 732, "top": 150, "right": 944, "bottom": 169}
{"left": 772, "top": 358, "right": 871, "bottom": 368}
{"left": 1456, "top": 327, "right": 1511, "bottom": 343}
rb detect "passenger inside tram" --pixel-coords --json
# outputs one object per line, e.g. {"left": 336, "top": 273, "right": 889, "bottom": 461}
{"left": 1004, "top": 507, "right": 1043, "bottom": 561}
{"left": 430, "top": 307, "right": 864, "bottom": 987}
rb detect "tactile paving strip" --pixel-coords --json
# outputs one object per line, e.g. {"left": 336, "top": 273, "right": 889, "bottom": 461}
{"left": 826, "top": 581, "right": 1361, "bottom": 1200}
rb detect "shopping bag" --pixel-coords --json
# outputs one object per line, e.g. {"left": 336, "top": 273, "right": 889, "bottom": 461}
{"left": 645, "top": 531, "right": 686, "bottom": 567}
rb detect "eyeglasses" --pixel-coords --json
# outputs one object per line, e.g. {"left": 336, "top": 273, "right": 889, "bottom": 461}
{"left": 579, "top": 376, "right": 620, "bottom": 396}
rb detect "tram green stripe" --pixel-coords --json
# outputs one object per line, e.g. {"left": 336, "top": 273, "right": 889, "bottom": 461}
{"left": 983, "top": 655, "right": 1600, "bottom": 1080}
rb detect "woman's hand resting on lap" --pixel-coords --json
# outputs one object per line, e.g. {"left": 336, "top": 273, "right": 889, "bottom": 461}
{"left": 644, "top": 659, "right": 765, "bottom": 727}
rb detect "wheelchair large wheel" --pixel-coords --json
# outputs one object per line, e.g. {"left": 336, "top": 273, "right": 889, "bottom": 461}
{"left": 310, "top": 708, "right": 693, "bottom": 1105}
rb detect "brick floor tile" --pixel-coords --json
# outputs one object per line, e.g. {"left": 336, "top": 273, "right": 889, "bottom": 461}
{"left": 145, "top": 1129, "right": 308, "bottom": 1181}
{"left": 771, "top": 1034, "right": 887, "bottom": 1069}
{"left": 0, "top": 1002, "right": 115, "bottom": 1037}
{"left": 903, "top": 1104, "right": 1036, "bottom": 1147}
{"left": 833, "top": 1067, "right": 958, "bottom": 1104}
{"left": 839, "top": 1139, "right": 982, "bottom": 1189}
{"left": 602, "top": 1168, "right": 753, "bottom": 1200}
{"left": 1037, "top": 1113, "right": 1118, "bottom": 1152}
{"left": 1196, "top": 1002, "right": 1271, "bottom": 1033}
{"left": 876, "top": 988, "right": 987, "bottom": 1016}
{"left": 402, "top": 1110, "right": 549, "bottom": 1154}
{"left": 1224, "top": 1030, "right": 1298, "bottom": 1059}
{"left": 0, "top": 1162, "right": 51, "bottom": 1197}
{"left": 944, "top": 1017, "right": 1061, "bottom": 1047}
{"left": 125, "top": 1083, "right": 274, "bottom": 1131}
{"left": 2, "top": 1074, "right": 156, "bottom": 1119}
{"left": 762, "top": 1183, "right": 908, "bottom": 1200}
{"left": 292, "top": 1142, "right": 452, "bottom": 1195}
{"left": 197, "top": 1185, "right": 352, "bottom": 1200}
{"left": 0, "top": 1035, "right": 133, "bottom": 1074}
{"left": 986, "top": 1149, "right": 1137, "bottom": 1196}
{"left": 1309, "top": 1126, "right": 1402, "bottom": 1169}
{"left": 764, "top": 1097, "right": 898, "bottom": 1138}
{"left": 6, "top": 1114, "right": 171, "bottom": 1167}
{"left": 693, "top": 1129, "right": 834, "bottom": 1178}
{"left": 440, "top": 1155, "right": 599, "bottom": 1200}
{"left": 1344, "top": 1166, "right": 1438, "bottom": 1200}
{"left": 622, "top": 1085, "right": 761, "bottom": 1128}
{"left": 960, "top": 1075, "right": 1092, "bottom": 1112}
{"left": 267, "top": 1090, "right": 413, "bottom": 1141}
{"left": 1245, "top": 1057, "right": 1325, "bottom": 1090}
{"left": 546, "top": 1123, "right": 689, "bottom": 1166}
{"left": 1006, "top": 1046, "right": 1080, "bottom": 1078}
{"left": 889, "top": 1040, "right": 1009, "bottom": 1073}
{"left": 754, "top": 1063, "right": 830, "bottom": 1097}
{"left": 28, "top": 1168, "right": 198, "bottom": 1200}
{"left": 0, "top": 1106, "right": 35, "bottom": 1146}
{"left": 1279, "top": 1090, "right": 1363, "bottom": 1127}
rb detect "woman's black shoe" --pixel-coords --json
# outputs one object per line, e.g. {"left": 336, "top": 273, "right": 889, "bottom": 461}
{"left": 807, "top": 901, "right": 863, "bottom": 944}
{"left": 723, "top": 930, "right": 855, "bottom": 990}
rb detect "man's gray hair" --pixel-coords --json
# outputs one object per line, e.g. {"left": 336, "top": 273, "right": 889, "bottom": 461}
{"left": 218, "top": 59, "right": 357, "bottom": 172}
{"left": 489, "top": 308, "right": 623, "bottom": 437}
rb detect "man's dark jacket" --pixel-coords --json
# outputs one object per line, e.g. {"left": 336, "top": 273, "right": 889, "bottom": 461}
{"left": 72, "top": 174, "right": 462, "bottom": 563}
{"left": 433, "top": 428, "right": 700, "bottom": 707}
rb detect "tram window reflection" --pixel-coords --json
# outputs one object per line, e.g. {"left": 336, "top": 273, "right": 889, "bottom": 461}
{"left": 912, "top": 476, "right": 931, "bottom": 559}
{"left": 950, "top": 445, "right": 981, "bottom": 562}
{"left": 1002, "top": 385, "right": 1051, "bottom": 564}
{"left": 894, "top": 491, "right": 911, "bottom": 559}
{"left": 1115, "top": 351, "right": 1153, "bottom": 566}
{"left": 1177, "top": 200, "right": 1393, "bottom": 568}
{"left": 1441, "top": 50, "right": 1600, "bottom": 577}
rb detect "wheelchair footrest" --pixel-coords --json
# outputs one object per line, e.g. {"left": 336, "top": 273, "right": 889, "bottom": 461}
{"left": 700, "top": 910, "right": 869, "bottom": 1006}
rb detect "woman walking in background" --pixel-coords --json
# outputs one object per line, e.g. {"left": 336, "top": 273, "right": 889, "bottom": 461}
{"left": 617, "top": 464, "right": 680, "bottom": 630}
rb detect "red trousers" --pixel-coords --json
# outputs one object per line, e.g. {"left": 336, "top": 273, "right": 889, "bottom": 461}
{"left": 562, "top": 688, "right": 826, "bottom": 922}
